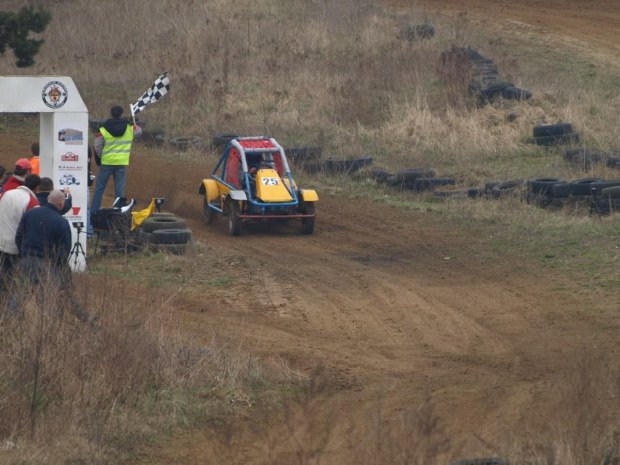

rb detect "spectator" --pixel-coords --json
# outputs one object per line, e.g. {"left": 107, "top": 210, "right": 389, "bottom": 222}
{"left": 36, "top": 177, "right": 73, "bottom": 215}
{"left": 8, "top": 190, "right": 96, "bottom": 324}
{"left": 90, "top": 105, "right": 142, "bottom": 212}
{"left": 0, "top": 165, "right": 6, "bottom": 188}
{"left": 30, "top": 142, "right": 40, "bottom": 175}
{"left": 0, "top": 174, "right": 41, "bottom": 295}
{"left": 1, "top": 158, "right": 32, "bottom": 194}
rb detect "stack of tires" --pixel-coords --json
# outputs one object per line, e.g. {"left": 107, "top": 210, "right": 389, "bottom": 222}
{"left": 137, "top": 215, "right": 193, "bottom": 255}
{"left": 439, "top": 47, "right": 532, "bottom": 102}
{"left": 525, "top": 177, "right": 566, "bottom": 206}
{"left": 485, "top": 179, "right": 526, "bottom": 199}
{"left": 591, "top": 182, "right": 620, "bottom": 214}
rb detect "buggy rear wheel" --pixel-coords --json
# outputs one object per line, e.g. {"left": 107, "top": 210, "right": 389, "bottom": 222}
{"left": 228, "top": 201, "right": 242, "bottom": 236}
{"left": 301, "top": 202, "right": 315, "bottom": 235}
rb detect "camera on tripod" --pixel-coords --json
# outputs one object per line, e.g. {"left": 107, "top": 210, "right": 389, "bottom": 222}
{"left": 72, "top": 221, "right": 85, "bottom": 230}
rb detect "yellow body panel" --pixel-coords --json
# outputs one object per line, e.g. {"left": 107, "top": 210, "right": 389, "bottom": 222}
{"left": 255, "top": 169, "right": 293, "bottom": 202}
{"left": 202, "top": 179, "right": 221, "bottom": 204}
{"left": 283, "top": 177, "right": 298, "bottom": 192}
{"left": 299, "top": 189, "right": 319, "bottom": 202}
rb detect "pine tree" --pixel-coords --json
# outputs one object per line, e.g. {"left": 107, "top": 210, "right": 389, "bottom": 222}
{"left": 0, "top": 6, "right": 52, "bottom": 67}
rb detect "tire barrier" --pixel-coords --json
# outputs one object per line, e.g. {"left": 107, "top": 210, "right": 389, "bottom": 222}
{"left": 141, "top": 216, "right": 187, "bottom": 233}
{"left": 168, "top": 136, "right": 203, "bottom": 151}
{"left": 212, "top": 133, "right": 240, "bottom": 151}
{"left": 440, "top": 47, "right": 532, "bottom": 103}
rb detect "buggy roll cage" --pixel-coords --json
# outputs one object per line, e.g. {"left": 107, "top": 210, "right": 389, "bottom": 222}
{"left": 211, "top": 136, "right": 301, "bottom": 207}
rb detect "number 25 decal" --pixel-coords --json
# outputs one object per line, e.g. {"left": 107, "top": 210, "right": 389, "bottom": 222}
{"left": 262, "top": 177, "right": 280, "bottom": 186}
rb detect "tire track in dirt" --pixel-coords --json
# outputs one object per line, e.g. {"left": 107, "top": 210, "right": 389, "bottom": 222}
{"left": 137, "top": 185, "right": 616, "bottom": 463}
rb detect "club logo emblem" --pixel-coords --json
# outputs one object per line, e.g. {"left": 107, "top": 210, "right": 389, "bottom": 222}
{"left": 42, "top": 81, "right": 68, "bottom": 109}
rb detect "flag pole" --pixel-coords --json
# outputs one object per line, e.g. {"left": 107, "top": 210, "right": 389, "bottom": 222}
{"left": 130, "top": 103, "right": 136, "bottom": 126}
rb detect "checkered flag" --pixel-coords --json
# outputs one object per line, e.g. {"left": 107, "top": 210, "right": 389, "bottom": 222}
{"left": 130, "top": 73, "right": 170, "bottom": 115}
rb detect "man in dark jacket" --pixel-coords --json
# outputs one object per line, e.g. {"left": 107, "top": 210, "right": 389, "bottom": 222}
{"left": 90, "top": 105, "right": 142, "bottom": 212}
{"left": 36, "top": 177, "right": 73, "bottom": 215}
{"left": 6, "top": 190, "right": 96, "bottom": 324}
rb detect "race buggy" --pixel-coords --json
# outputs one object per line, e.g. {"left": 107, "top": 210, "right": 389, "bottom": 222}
{"left": 198, "top": 136, "right": 318, "bottom": 236}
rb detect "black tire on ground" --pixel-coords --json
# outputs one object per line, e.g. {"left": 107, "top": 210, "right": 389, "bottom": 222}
{"left": 571, "top": 153, "right": 609, "bottom": 169}
{"left": 396, "top": 168, "right": 436, "bottom": 183}
{"left": 527, "top": 177, "right": 566, "bottom": 196}
{"left": 607, "top": 156, "right": 620, "bottom": 169}
{"left": 371, "top": 168, "right": 393, "bottom": 183}
{"left": 433, "top": 190, "right": 468, "bottom": 198}
{"left": 468, "top": 188, "right": 481, "bottom": 198}
{"left": 168, "top": 136, "right": 203, "bottom": 151}
{"left": 569, "top": 178, "right": 605, "bottom": 196}
{"left": 600, "top": 186, "right": 620, "bottom": 198}
{"left": 501, "top": 86, "right": 532, "bottom": 100}
{"left": 137, "top": 229, "right": 153, "bottom": 246}
{"left": 413, "top": 177, "right": 455, "bottom": 192}
{"left": 483, "top": 181, "right": 501, "bottom": 193}
{"left": 479, "top": 82, "right": 513, "bottom": 100}
{"left": 530, "top": 133, "right": 579, "bottom": 146}
{"left": 152, "top": 228, "right": 193, "bottom": 245}
{"left": 563, "top": 147, "right": 602, "bottom": 161}
{"left": 323, "top": 157, "right": 372, "bottom": 175}
{"left": 228, "top": 201, "right": 242, "bottom": 236}
{"left": 594, "top": 197, "right": 620, "bottom": 214}
{"left": 212, "top": 134, "right": 239, "bottom": 150}
{"left": 533, "top": 123, "right": 573, "bottom": 138}
{"left": 490, "top": 179, "right": 525, "bottom": 198}
{"left": 588, "top": 180, "right": 620, "bottom": 196}
{"left": 203, "top": 195, "right": 217, "bottom": 225}
{"left": 301, "top": 202, "right": 315, "bottom": 235}
{"left": 141, "top": 217, "right": 187, "bottom": 233}
{"left": 552, "top": 182, "right": 571, "bottom": 198}
{"left": 385, "top": 175, "right": 401, "bottom": 187}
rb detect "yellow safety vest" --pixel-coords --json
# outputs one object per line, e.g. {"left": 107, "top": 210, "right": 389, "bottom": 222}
{"left": 100, "top": 124, "right": 134, "bottom": 165}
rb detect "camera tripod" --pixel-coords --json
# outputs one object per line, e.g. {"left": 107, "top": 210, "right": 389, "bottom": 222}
{"left": 70, "top": 225, "right": 88, "bottom": 270}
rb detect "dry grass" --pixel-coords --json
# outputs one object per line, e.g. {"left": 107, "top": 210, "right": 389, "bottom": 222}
{"left": 0, "top": 252, "right": 288, "bottom": 464}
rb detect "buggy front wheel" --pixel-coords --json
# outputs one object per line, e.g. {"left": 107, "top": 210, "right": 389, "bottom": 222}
{"left": 228, "top": 201, "right": 242, "bottom": 236}
{"left": 301, "top": 202, "right": 315, "bottom": 235}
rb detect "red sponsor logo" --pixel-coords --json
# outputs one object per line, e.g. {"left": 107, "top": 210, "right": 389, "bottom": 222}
{"left": 61, "top": 152, "right": 79, "bottom": 162}
{"left": 71, "top": 207, "right": 81, "bottom": 216}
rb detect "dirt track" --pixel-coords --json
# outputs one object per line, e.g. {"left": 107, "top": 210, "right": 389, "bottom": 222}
{"left": 133, "top": 1, "right": 620, "bottom": 462}
{"left": 125, "top": 147, "right": 618, "bottom": 463}
{"left": 1, "top": 0, "right": 618, "bottom": 462}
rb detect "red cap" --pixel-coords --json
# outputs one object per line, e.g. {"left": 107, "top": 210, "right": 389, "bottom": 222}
{"left": 15, "top": 158, "right": 32, "bottom": 170}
